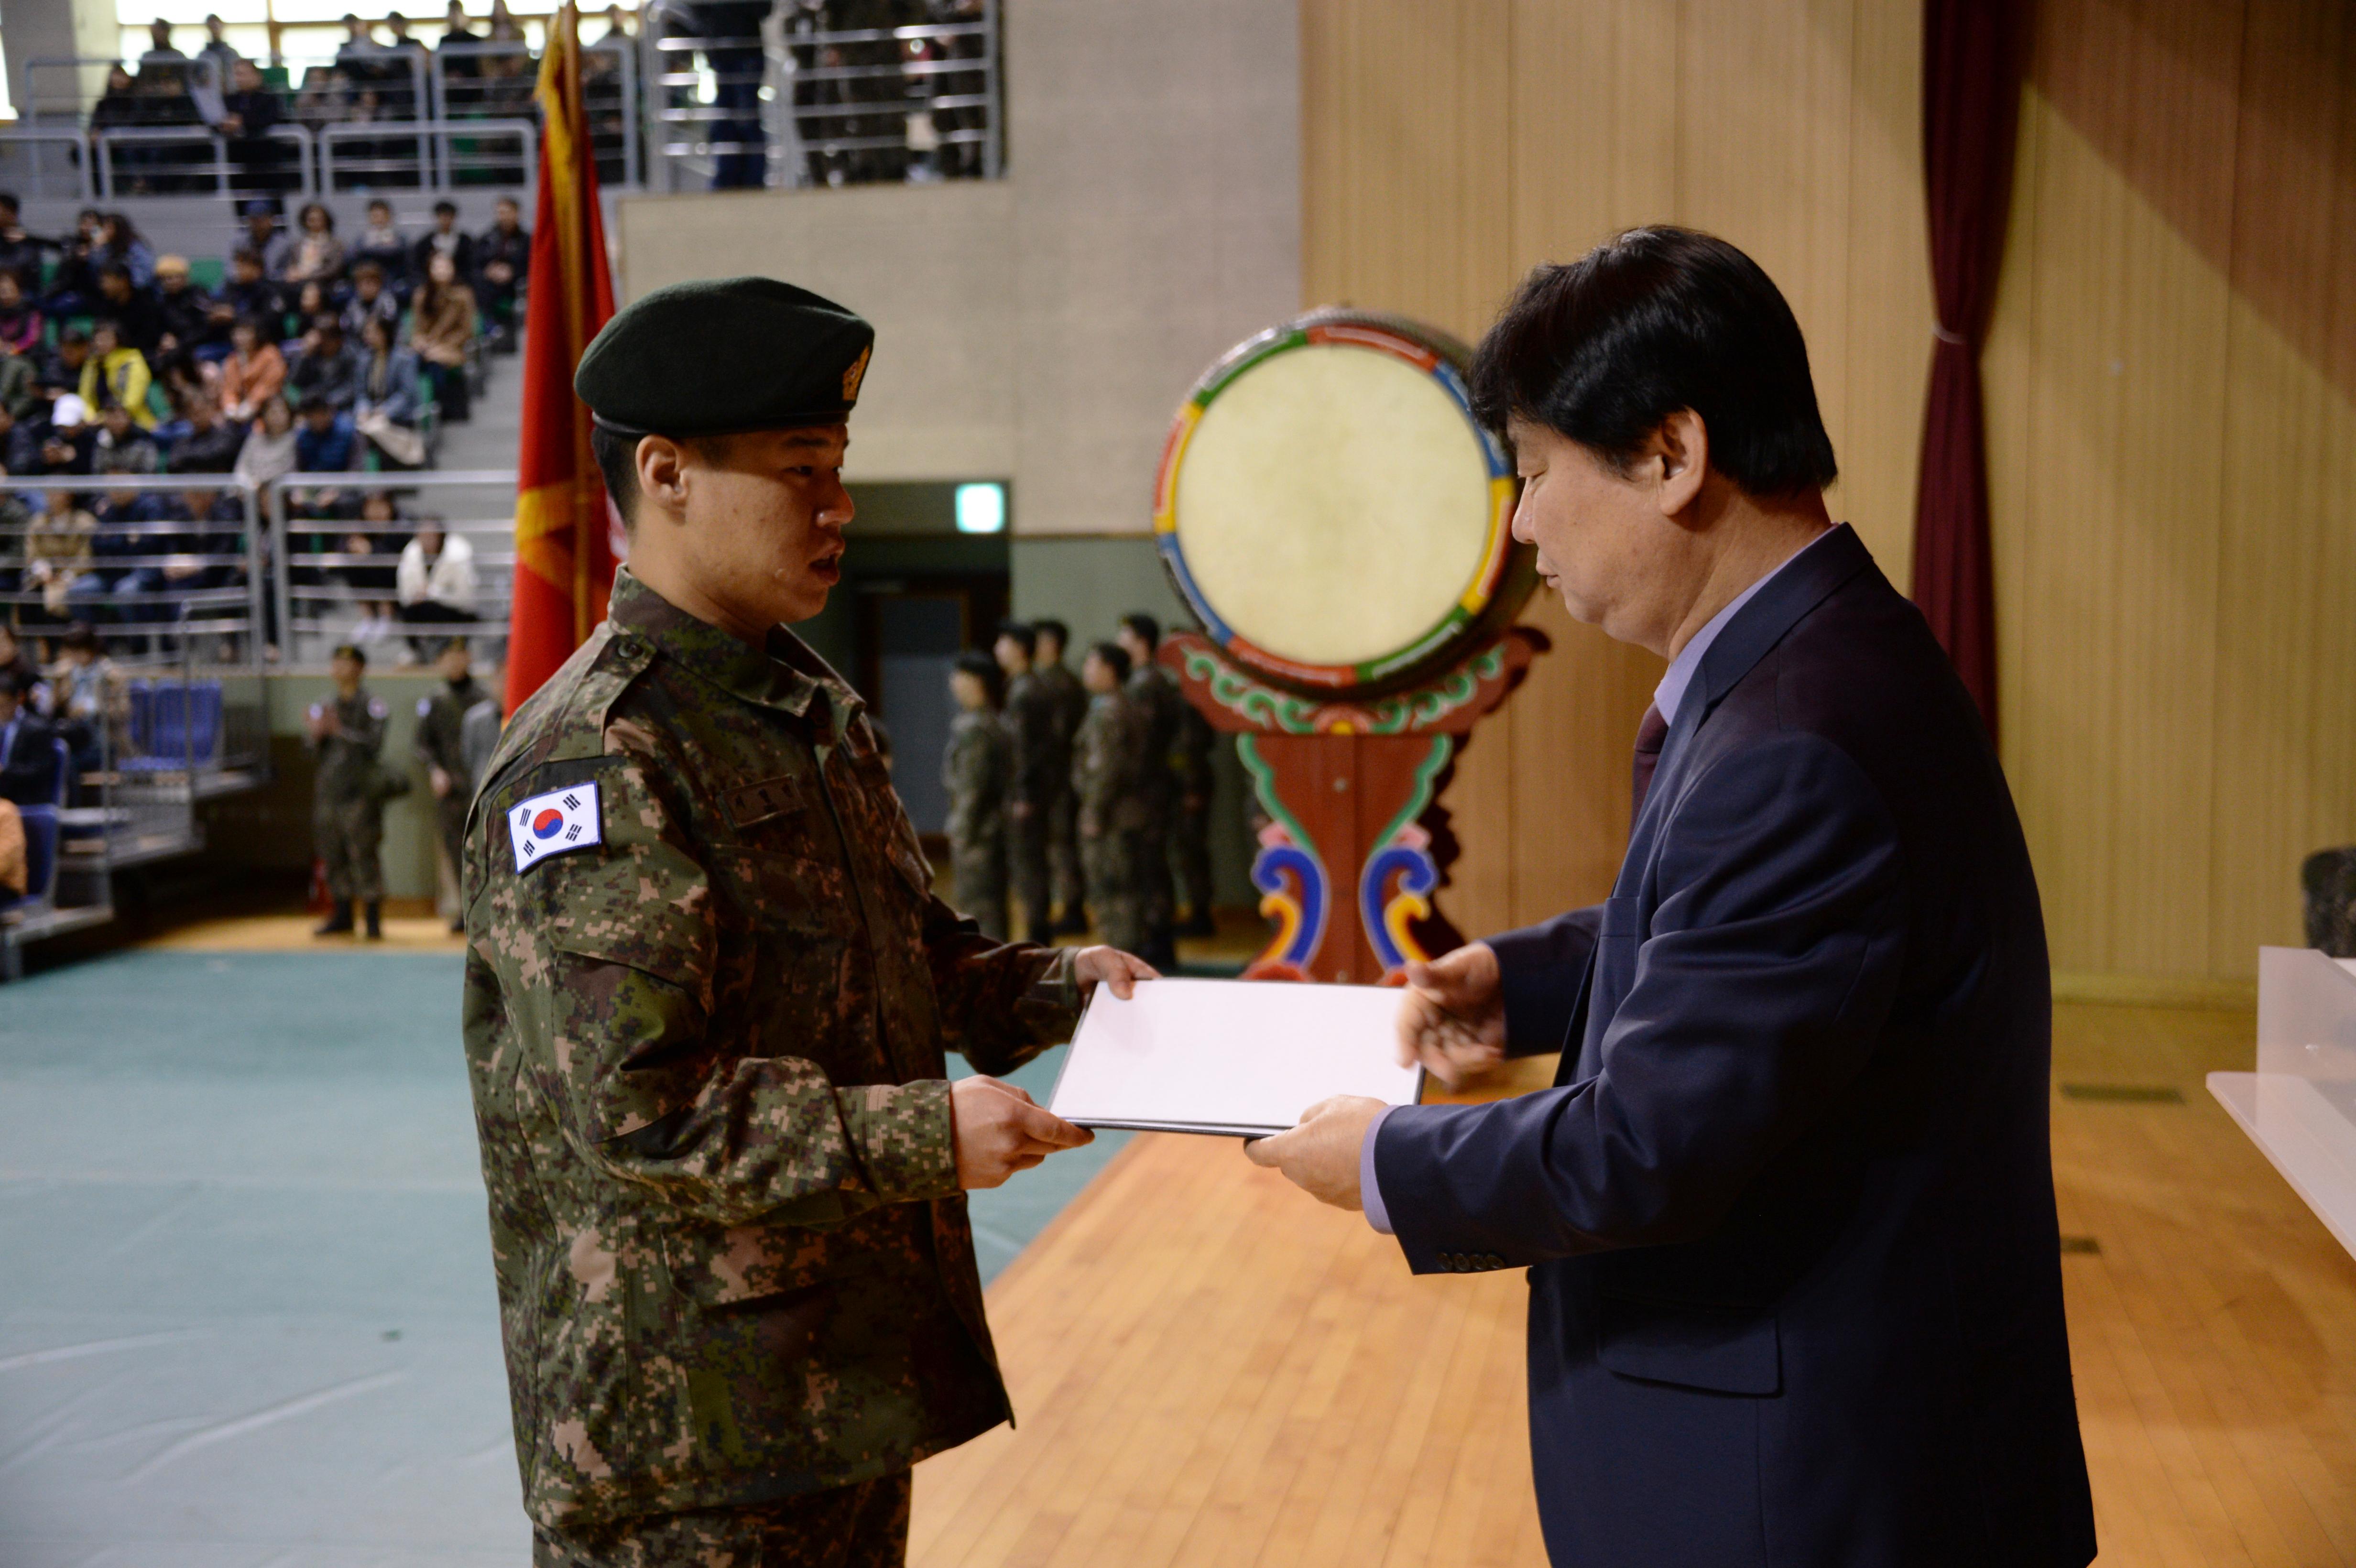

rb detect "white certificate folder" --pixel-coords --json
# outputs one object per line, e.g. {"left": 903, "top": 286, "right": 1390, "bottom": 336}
{"left": 1047, "top": 977, "right": 1425, "bottom": 1137}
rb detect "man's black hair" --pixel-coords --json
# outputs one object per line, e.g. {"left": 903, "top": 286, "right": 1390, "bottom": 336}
{"left": 1089, "top": 641, "right": 1131, "bottom": 682}
{"left": 231, "top": 246, "right": 263, "bottom": 268}
{"left": 331, "top": 641, "right": 366, "bottom": 664}
{"left": 61, "top": 624, "right": 99, "bottom": 654}
{"left": 433, "top": 199, "right": 458, "bottom": 217}
{"left": 0, "top": 193, "right": 19, "bottom": 215}
{"left": 300, "top": 394, "right": 333, "bottom": 416}
{"left": 953, "top": 649, "right": 1004, "bottom": 707}
{"left": 59, "top": 327, "right": 88, "bottom": 347}
{"left": 98, "top": 264, "right": 131, "bottom": 286}
{"left": 994, "top": 619, "right": 1035, "bottom": 656}
{"left": 1117, "top": 612, "right": 1159, "bottom": 650}
{"left": 589, "top": 422, "right": 640, "bottom": 527}
{"left": 1033, "top": 617, "right": 1069, "bottom": 649}
{"left": 1468, "top": 226, "right": 1838, "bottom": 499}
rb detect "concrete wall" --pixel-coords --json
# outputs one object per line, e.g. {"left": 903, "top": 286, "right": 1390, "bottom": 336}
{"left": 613, "top": 0, "right": 1301, "bottom": 536}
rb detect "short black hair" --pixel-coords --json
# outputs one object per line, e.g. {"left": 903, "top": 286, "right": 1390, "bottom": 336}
{"left": 993, "top": 619, "right": 1035, "bottom": 656}
{"left": 1469, "top": 226, "right": 1837, "bottom": 499}
{"left": 59, "top": 328, "right": 88, "bottom": 347}
{"left": 0, "top": 668, "right": 22, "bottom": 701}
{"left": 1118, "top": 612, "right": 1159, "bottom": 650}
{"left": 433, "top": 199, "right": 458, "bottom": 217}
{"left": 331, "top": 642, "right": 366, "bottom": 664}
{"left": 299, "top": 394, "right": 333, "bottom": 416}
{"left": 1088, "top": 641, "right": 1131, "bottom": 682}
{"left": 0, "top": 193, "right": 19, "bottom": 215}
{"left": 589, "top": 424, "right": 735, "bottom": 532}
{"left": 62, "top": 624, "right": 100, "bottom": 654}
{"left": 953, "top": 649, "right": 1004, "bottom": 706}
{"left": 98, "top": 264, "right": 131, "bottom": 285}
{"left": 1033, "top": 617, "right": 1069, "bottom": 649}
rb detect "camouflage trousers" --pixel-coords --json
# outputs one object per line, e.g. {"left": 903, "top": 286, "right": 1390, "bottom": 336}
{"left": 1175, "top": 801, "right": 1213, "bottom": 922}
{"left": 1008, "top": 805, "right": 1051, "bottom": 941}
{"left": 951, "top": 835, "right": 1008, "bottom": 940}
{"left": 1082, "top": 827, "right": 1145, "bottom": 954}
{"left": 1132, "top": 803, "right": 1176, "bottom": 939}
{"left": 313, "top": 792, "right": 385, "bottom": 902}
{"left": 1048, "top": 787, "right": 1086, "bottom": 919}
{"left": 532, "top": 1473, "right": 913, "bottom": 1567}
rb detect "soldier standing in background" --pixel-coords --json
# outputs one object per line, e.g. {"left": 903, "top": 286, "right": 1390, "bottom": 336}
{"left": 1031, "top": 618, "right": 1090, "bottom": 934}
{"left": 415, "top": 637, "right": 495, "bottom": 934}
{"left": 1172, "top": 698, "right": 1218, "bottom": 936}
{"left": 465, "top": 279, "right": 1154, "bottom": 1568}
{"left": 305, "top": 642, "right": 388, "bottom": 941}
{"left": 1072, "top": 640, "right": 1148, "bottom": 956}
{"left": 1115, "top": 613, "right": 1182, "bottom": 969}
{"left": 944, "top": 650, "right": 1012, "bottom": 939}
{"left": 992, "top": 620, "right": 1060, "bottom": 944}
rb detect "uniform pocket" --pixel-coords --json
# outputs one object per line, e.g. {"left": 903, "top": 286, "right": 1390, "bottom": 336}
{"left": 719, "top": 845, "right": 853, "bottom": 938}
{"left": 1594, "top": 1292, "right": 1781, "bottom": 1395}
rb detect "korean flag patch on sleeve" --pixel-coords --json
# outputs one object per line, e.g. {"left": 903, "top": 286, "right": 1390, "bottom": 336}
{"left": 508, "top": 781, "right": 604, "bottom": 872}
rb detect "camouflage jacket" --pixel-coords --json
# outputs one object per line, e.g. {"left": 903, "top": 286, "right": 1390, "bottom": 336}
{"left": 460, "top": 568, "right": 1081, "bottom": 1529}
{"left": 312, "top": 688, "right": 386, "bottom": 799}
{"left": 416, "top": 674, "right": 494, "bottom": 779}
{"left": 1000, "top": 670, "right": 1063, "bottom": 808}
{"left": 1071, "top": 688, "right": 1148, "bottom": 837}
{"left": 941, "top": 708, "right": 1010, "bottom": 852}
{"left": 1123, "top": 663, "right": 1184, "bottom": 811}
{"left": 1035, "top": 662, "right": 1087, "bottom": 770}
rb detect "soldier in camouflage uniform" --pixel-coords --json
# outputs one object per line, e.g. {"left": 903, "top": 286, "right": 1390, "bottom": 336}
{"left": 415, "top": 637, "right": 497, "bottom": 933}
{"left": 991, "top": 620, "right": 1062, "bottom": 944}
{"left": 462, "top": 278, "right": 1155, "bottom": 1568}
{"left": 943, "top": 650, "right": 1011, "bottom": 939}
{"left": 1031, "top": 619, "right": 1090, "bottom": 935}
{"left": 306, "top": 642, "right": 389, "bottom": 940}
{"left": 1071, "top": 641, "right": 1149, "bottom": 955}
{"left": 1172, "top": 700, "right": 1218, "bottom": 936}
{"left": 1115, "top": 613, "right": 1183, "bottom": 968}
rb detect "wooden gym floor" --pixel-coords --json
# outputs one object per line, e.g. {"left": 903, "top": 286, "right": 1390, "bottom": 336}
{"left": 911, "top": 1001, "right": 2356, "bottom": 1568}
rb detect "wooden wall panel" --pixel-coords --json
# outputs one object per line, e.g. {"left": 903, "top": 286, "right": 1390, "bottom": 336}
{"left": 1304, "top": 0, "right": 2356, "bottom": 981}
{"left": 1304, "top": 0, "right": 1924, "bottom": 943}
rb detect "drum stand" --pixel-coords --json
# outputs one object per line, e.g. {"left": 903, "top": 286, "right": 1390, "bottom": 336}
{"left": 1161, "top": 627, "right": 1548, "bottom": 985}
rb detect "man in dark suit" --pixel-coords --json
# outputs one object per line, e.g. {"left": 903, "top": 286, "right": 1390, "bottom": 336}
{"left": 1246, "top": 227, "right": 2095, "bottom": 1568}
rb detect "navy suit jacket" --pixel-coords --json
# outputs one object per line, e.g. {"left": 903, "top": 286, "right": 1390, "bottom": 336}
{"left": 1375, "top": 527, "right": 2094, "bottom": 1568}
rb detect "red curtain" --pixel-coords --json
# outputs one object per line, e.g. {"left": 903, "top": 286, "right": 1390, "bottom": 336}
{"left": 1911, "top": 0, "right": 2025, "bottom": 741}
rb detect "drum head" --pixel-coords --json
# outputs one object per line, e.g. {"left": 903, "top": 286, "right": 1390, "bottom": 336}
{"left": 1154, "top": 310, "right": 1532, "bottom": 696}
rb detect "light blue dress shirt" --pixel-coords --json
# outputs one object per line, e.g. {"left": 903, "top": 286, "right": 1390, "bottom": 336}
{"left": 1360, "top": 525, "right": 1846, "bottom": 1235}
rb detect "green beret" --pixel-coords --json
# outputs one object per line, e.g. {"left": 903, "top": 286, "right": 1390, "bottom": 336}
{"left": 574, "top": 277, "right": 875, "bottom": 438}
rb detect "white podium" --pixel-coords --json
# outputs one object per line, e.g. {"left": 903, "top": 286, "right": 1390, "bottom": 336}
{"left": 2208, "top": 947, "right": 2356, "bottom": 1261}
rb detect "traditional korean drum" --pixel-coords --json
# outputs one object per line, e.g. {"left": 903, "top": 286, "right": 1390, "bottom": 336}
{"left": 1152, "top": 308, "right": 1535, "bottom": 697}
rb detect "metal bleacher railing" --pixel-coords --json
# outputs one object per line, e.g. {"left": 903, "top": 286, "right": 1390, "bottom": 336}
{"left": 0, "top": 7, "right": 997, "bottom": 198}
{"left": 269, "top": 468, "right": 516, "bottom": 670}
{"left": 0, "top": 473, "right": 273, "bottom": 976}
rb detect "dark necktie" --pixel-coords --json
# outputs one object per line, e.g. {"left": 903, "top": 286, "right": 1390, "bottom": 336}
{"left": 1630, "top": 703, "right": 1668, "bottom": 828}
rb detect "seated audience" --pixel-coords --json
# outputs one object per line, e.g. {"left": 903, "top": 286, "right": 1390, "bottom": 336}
{"left": 233, "top": 395, "right": 298, "bottom": 491}
{"left": 294, "top": 394, "right": 360, "bottom": 475}
{"left": 218, "top": 317, "right": 287, "bottom": 423}
{"left": 409, "top": 252, "right": 475, "bottom": 422}
{"left": 148, "top": 485, "right": 246, "bottom": 595}
{"left": 282, "top": 201, "right": 348, "bottom": 285}
{"left": 341, "top": 261, "right": 402, "bottom": 342}
{"left": 0, "top": 406, "right": 41, "bottom": 473}
{"left": 353, "top": 315, "right": 425, "bottom": 468}
{"left": 0, "top": 195, "right": 52, "bottom": 291}
{"left": 90, "top": 403, "right": 160, "bottom": 476}
{"left": 221, "top": 247, "right": 282, "bottom": 327}
{"left": 351, "top": 200, "right": 411, "bottom": 291}
{"left": 79, "top": 323, "right": 157, "bottom": 430}
{"left": 0, "top": 273, "right": 43, "bottom": 357}
{"left": 0, "top": 668, "right": 63, "bottom": 806}
{"left": 91, "top": 215, "right": 156, "bottom": 291}
{"left": 38, "top": 331, "right": 91, "bottom": 405}
{"left": 154, "top": 255, "right": 226, "bottom": 361}
{"left": 344, "top": 489, "right": 404, "bottom": 643}
{"left": 474, "top": 195, "right": 528, "bottom": 349}
{"left": 410, "top": 199, "right": 475, "bottom": 282}
{"left": 396, "top": 514, "right": 475, "bottom": 632}
{"left": 38, "top": 396, "right": 95, "bottom": 477}
{"left": 0, "top": 623, "right": 48, "bottom": 715}
{"left": 94, "top": 266, "right": 164, "bottom": 356}
{"left": 168, "top": 396, "right": 244, "bottom": 474}
{"left": 288, "top": 314, "right": 368, "bottom": 412}
{"left": 24, "top": 490, "right": 97, "bottom": 621}
{"left": 48, "top": 624, "right": 126, "bottom": 779}
{"left": 0, "top": 338, "right": 36, "bottom": 423}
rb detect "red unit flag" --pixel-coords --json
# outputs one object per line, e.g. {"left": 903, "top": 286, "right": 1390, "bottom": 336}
{"left": 505, "top": 2, "right": 619, "bottom": 715}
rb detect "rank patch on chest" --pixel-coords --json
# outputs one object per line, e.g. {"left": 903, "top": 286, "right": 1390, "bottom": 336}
{"left": 507, "top": 781, "right": 604, "bottom": 872}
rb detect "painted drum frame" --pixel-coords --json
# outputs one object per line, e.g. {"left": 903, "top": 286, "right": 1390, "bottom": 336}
{"left": 1151, "top": 307, "right": 1537, "bottom": 699}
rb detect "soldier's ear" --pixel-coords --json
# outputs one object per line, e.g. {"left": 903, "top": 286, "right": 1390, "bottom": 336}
{"left": 635, "top": 435, "right": 689, "bottom": 519}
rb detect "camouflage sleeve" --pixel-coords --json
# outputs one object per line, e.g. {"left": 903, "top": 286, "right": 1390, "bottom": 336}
{"left": 485, "top": 753, "right": 960, "bottom": 1227}
{"left": 352, "top": 698, "right": 386, "bottom": 757}
{"left": 918, "top": 893, "right": 1082, "bottom": 1078}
